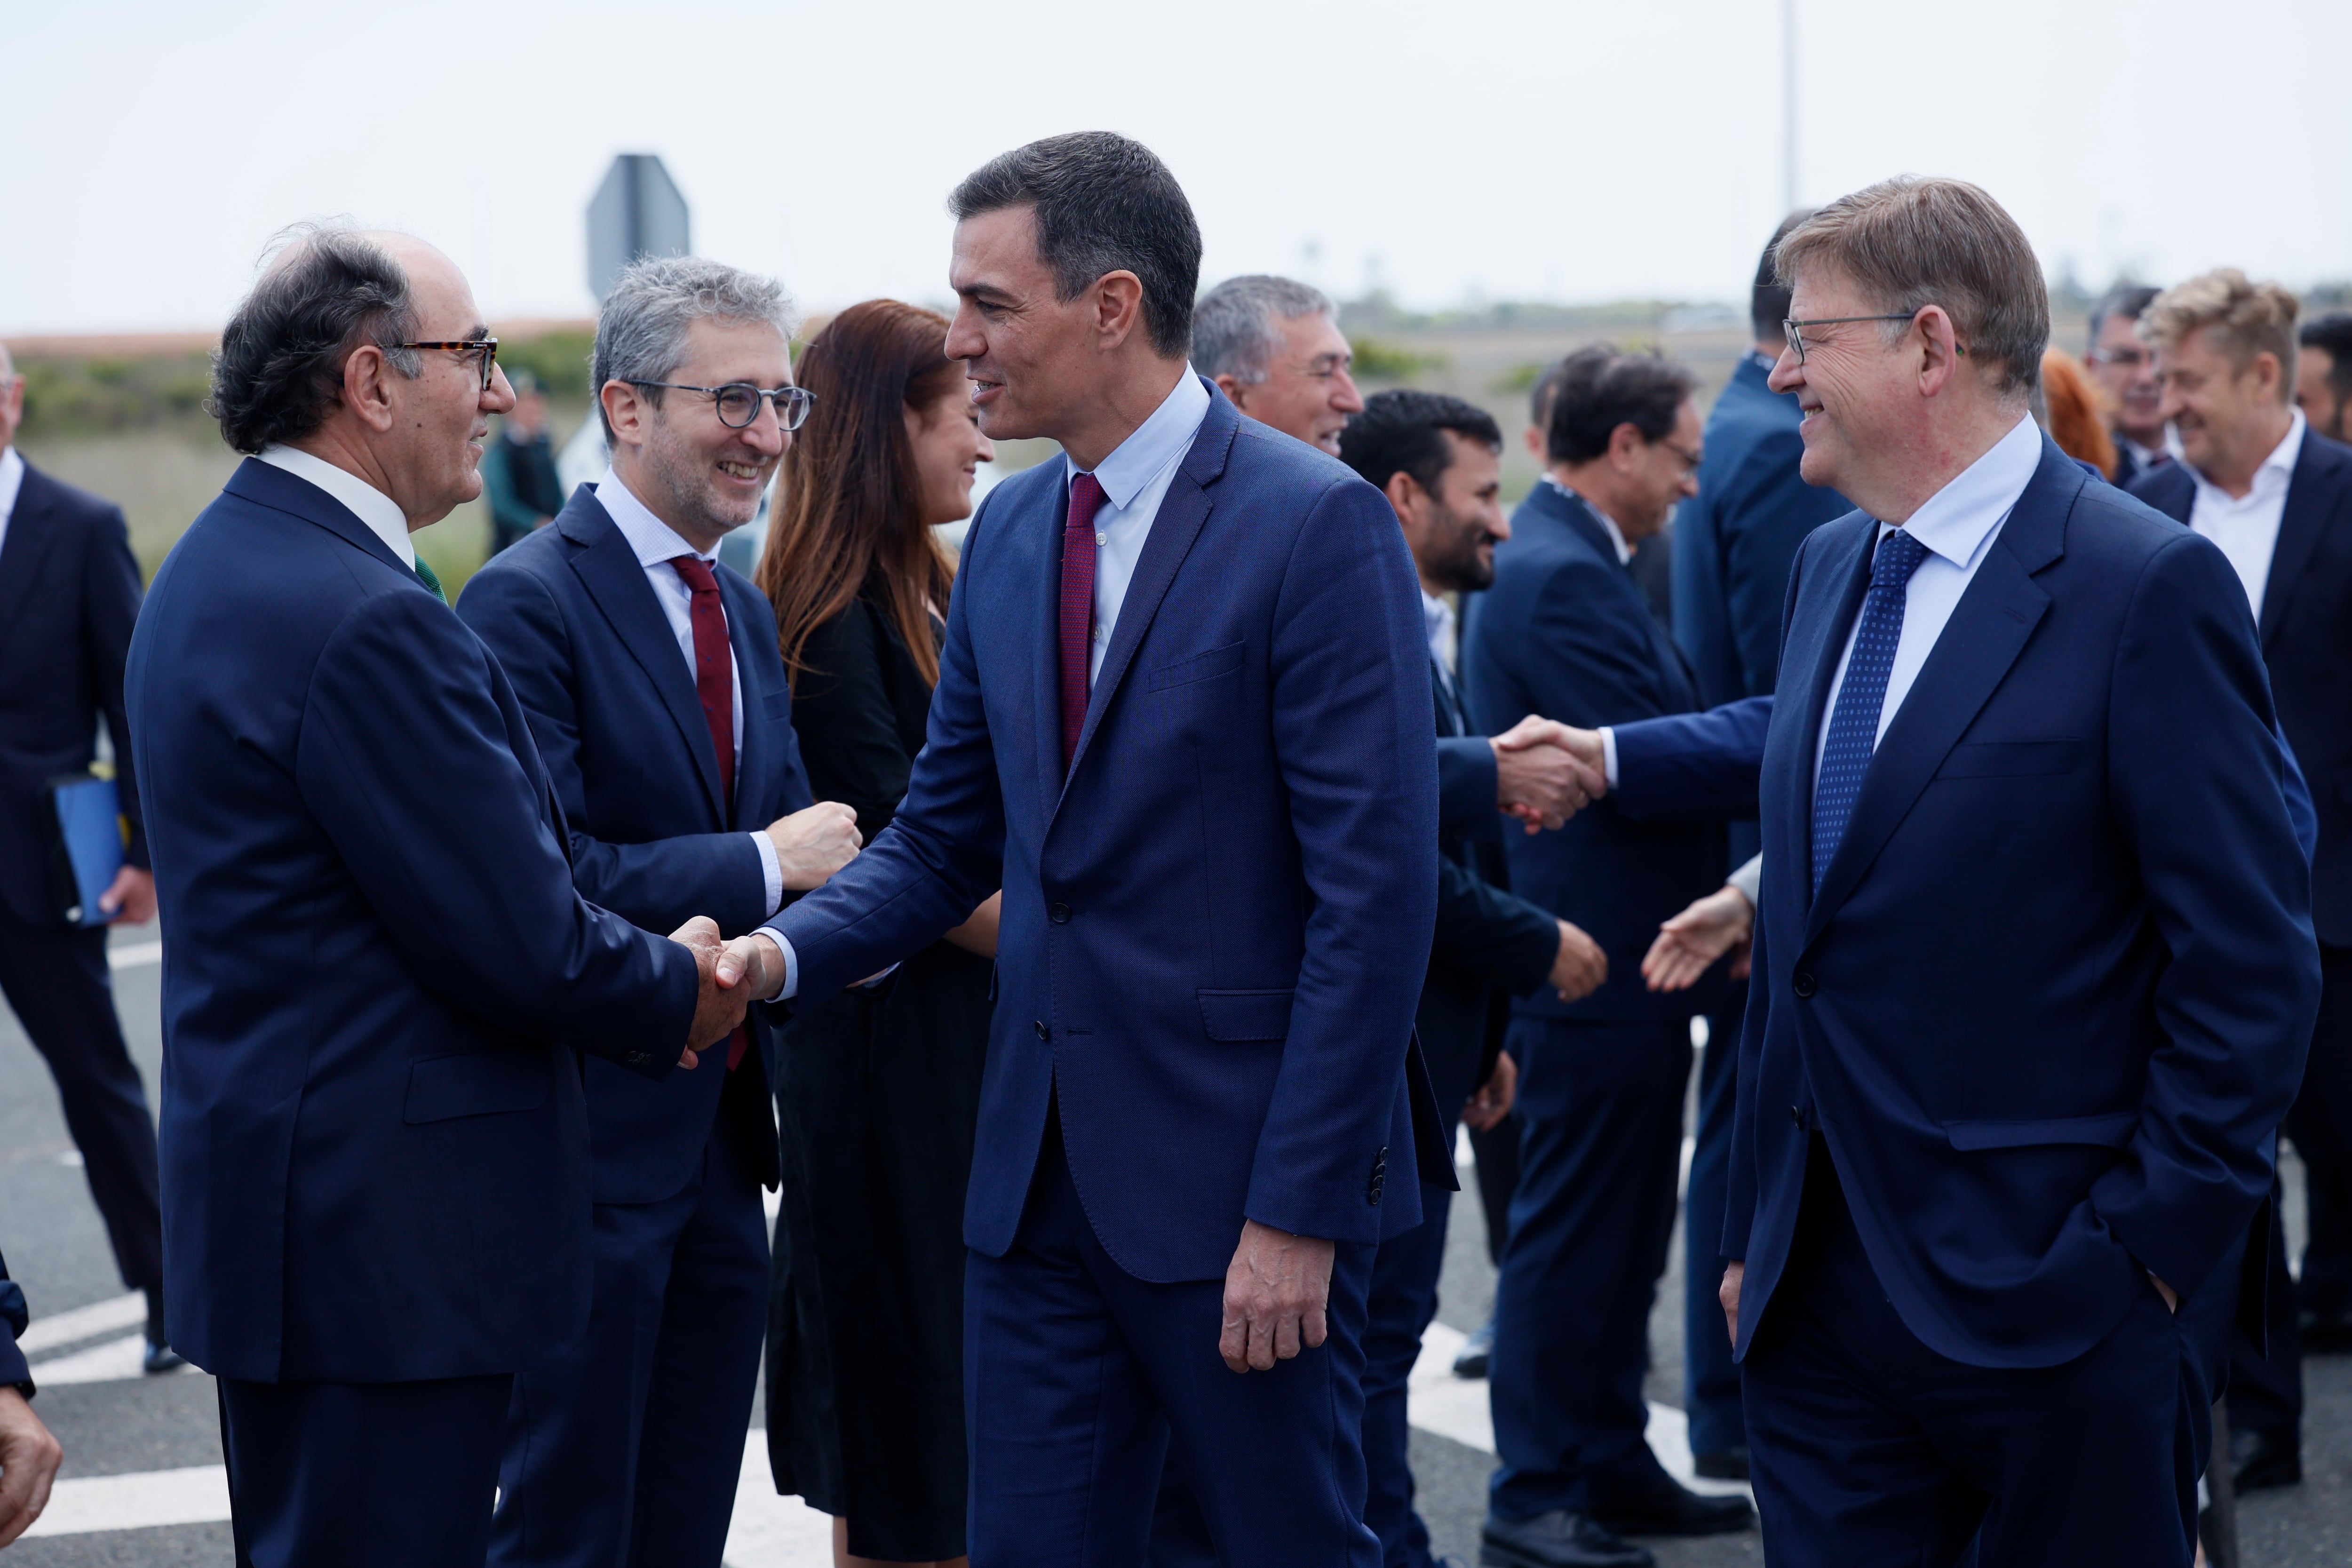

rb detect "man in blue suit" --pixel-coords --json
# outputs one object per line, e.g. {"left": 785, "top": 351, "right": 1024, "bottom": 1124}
{"left": 1665, "top": 213, "right": 1851, "bottom": 1480}
{"left": 459, "top": 257, "right": 861, "bottom": 1568}
{"left": 2129, "top": 268, "right": 2352, "bottom": 1491}
{"left": 708, "top": 132, "right": 1444, "bottom": 1568}
{"left": 1722, "top": 180, "right": 2318, "bottom": 1568}
{"left": 1464, "top": 348, "right": 1752, "bottom": 1566}
{"left": 126, "top": 227, "right": 749, "bottom": 1567}
{"left": 0, "top": 344, "right": 180, "bottom": 1372}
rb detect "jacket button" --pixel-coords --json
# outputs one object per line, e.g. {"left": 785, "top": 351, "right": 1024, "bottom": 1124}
{"left": 1034, "top": 1020, "right": 1050, "bottom": 1041}
{"left": 1791, "top": 1105, "right": 1804, "bottom": 1129}
{"left": 1048, "top": 902, "right": 1071, "bottom": 924}
{"left": 1792, "top": 971, "right": 1818, "bottom": 998}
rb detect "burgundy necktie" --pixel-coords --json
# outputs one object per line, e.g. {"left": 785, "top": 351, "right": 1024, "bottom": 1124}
{"left": 669, "top": 555, "right": 747, "bottom": 1071}
{"left": 1059, "top": 473, "right": 1108, "bottom": 772}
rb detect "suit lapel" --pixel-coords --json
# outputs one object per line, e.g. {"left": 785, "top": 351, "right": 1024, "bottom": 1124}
{"left": 1555, "top": 486, "right": 1695, "bottom": 709}
{"left": 720, "top": 569, "right": 777, "bottom": 828}
{"left": 0, "top": 469, "right": 67, "bottom": 654}
{"left": 561, "top": 493, "right": 727, "bottom": 822}
{"left": 1022, "top": 474, "right": 1073, "bottom": 823}
{"left": 2259, "top": 441, "right": 2340, "bottom": 650}
{"left": 1804, "top": 443, "right": 2074, "bottom": 940}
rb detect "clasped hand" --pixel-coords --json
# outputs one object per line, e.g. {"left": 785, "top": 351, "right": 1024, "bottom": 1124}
{"left": 1489, "top": 715, "right": 1607, "bottom": 833}
{"left": 667, "top": 916, "right": 775, "bottom": 1067}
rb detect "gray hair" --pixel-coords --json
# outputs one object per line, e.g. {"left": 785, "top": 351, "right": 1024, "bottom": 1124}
{"left": 1192, "top": 274, "right": 1335, "bottom": 384}
{"left": 592, "top": 256, "right": 796, "bottom": 441}
{"left": 211, "top": 223, "right": 423, "bottom": 455}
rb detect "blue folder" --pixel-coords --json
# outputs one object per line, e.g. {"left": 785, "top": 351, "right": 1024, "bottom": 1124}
{"left": 45, "top": 772, "right": 126, "bottom": 927}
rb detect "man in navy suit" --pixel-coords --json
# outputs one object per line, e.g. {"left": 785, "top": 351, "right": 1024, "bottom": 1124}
{"left": 126, "top": 227, "right": 750, "bottom": 1567}
{"left": 1724, "top": 180, "right": 2317, "bottom": 1568}
{"left": 706, "top": 132, "right": 1443, "bottom": 1568}
{"left": 459, "top": 258, "right": 861, "bottom": 1568}
{"left": 1664, "top": 213, "right": 1850, "bottom": 1480}
{"left": 1465, "top": 348, "right": 1751, "bottom": 1567}
{"left": 0, "top": 344, "right": 180, "bottom": 1372}
{"left": 2129, "top": 269, "right": 2352, "bottom": 1491}
{"left": 2086, "top": 284, "right": 2175, "bottom": 487}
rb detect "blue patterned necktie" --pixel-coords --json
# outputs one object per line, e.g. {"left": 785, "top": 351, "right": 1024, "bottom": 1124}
{"left": 1810, "top": 528, "right": 1930, "bottom": 899}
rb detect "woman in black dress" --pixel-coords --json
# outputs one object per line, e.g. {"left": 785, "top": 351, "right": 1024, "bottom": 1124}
{"left": 755, "top": 299, "right": 997, "bottom": 1568}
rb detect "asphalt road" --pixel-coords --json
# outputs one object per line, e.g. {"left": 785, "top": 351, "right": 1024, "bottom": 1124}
{"left": 4, "top": 931, "right": 2347, "bottom": 1565}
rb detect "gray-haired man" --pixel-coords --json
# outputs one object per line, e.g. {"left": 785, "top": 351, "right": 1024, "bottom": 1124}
{"left": 1192, "top": 273, "right": 1364, "bottom": 454}
{"left": 458, "top": 257, "right": 859, "bottom": 1568}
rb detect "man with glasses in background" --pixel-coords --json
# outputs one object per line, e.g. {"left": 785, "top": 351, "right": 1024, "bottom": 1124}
{"left": 2086, "top": 284, "right": 2175, "bottom": 486}
{"left": 458, "top": 256, "right": 862, "bottom": 1568}
{"left": 1192, "top": 273, "right": 1365, "bottom": 456}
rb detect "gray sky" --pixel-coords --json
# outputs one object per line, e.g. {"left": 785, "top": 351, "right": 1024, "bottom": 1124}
{"left": 6, "top": 0, "right": 2348, "bottom": 335}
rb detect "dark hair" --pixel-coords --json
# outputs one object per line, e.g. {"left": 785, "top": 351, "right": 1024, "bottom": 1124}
{"left": 1529, "top": 356, "right": 1571, "bottom": 431}
{"left": 757, "top": 300, "right": 963, "bottom": 690}
{"left": 1338, "top": 390, "right": 1502, "bottom": 499}
{"left": 948, "top": 132, "right": 1200, "bottom": 358}
{"left": 1753, "top": 209, "right": 1815, "bottom": 342}
{"left": 211, "top": 228, "right": 421, "bottom": 456}
{"left": 2303, "top": 311, "right": 2352, "bottom": 398}
{"left": 2089, "top": 284, "right": 2161, "bottom": 353}
{"left": 1546, "top": 347, "right": 1697, "bottom": 464}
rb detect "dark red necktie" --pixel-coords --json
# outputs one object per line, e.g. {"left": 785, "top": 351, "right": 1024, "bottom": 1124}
{"left": 669, "top": 555, "right": 747, "bottom": 1070}
{"left": 1060, "top": 473, "right": 1108, "bottom": 773}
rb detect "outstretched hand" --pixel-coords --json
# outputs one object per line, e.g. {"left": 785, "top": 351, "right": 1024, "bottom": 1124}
{"left": 1220, "top": 1220, "right": 1336, "bottom": 1373}
{"left": 670, "top": 916, "right": 749, "bottom": 1067}
{"left": 1642, "top": 883, "right": 1756, "bottom": 993}
{"left": 1490, "top": 716, "right": 1607, "bottom": 833}
{"left": 716, "top": 931, "right": 788, "bottom": 1003}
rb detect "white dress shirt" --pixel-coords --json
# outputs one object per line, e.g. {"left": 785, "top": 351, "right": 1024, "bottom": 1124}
{"left": 1810, "top": 413, "right": 2042, "bottom": 786}
{"left": 1543, "top": 476, "right": 1634, "bottom": 564}
{"left": 2187, "top": 408, "right": 2304, "bottom": 616}
{"left": 1421, "top": 590, "right": 1458, "bottom": 672}
{"left": 595, "top": 467, "right": 785, "bottom": 916}
{"left": 0, "top": 445, "right": 24, "bottom": 561}
{"left": 258, "top": 444, "right": 415, "bottom": 567}
{"left": 754, "top": 370, "right": 1212, "bottom": 1001}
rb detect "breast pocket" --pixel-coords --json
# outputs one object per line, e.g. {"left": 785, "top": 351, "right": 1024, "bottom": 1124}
{"left": 1148, "top": 640, "right": 1247, "bottom": 692}
{"left": 1937, "top": 740, "right": 2081, "bottom": 779}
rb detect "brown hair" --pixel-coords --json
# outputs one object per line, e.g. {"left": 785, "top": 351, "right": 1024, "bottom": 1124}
{"left": 1775, "top": 175, "right": 2049, "bottom": 400}
{"left": 2140, "top": 269, "right": 2301, "bottom": 405}
{"left": 757, "top": 300, "right": 965, "bottom": 688}
{"left": 2038, "top": 349, "right": 2116, "bottom": 476}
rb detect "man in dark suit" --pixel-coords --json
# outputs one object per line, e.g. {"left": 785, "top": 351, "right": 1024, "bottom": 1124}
{"left": 2086, "top": 284, "right": 2174, "bottom": 487}
{"left": 1339, "top": 389, "right": 1608, "bottom": 1568}
{"left": 1664, "top": 213, "right": 1850, "bottom": 1480}
{"left": 0, "top": 344, "right": 178, "bottom": 1373}
{"left": 1726, "top": 180, "right": 2316, "bottom": 1567}
{"left": 126, "top": 226, "right": 749, "bottom": 1566}
{"left": 2129, "top": 269, "right": 2352, "bottom": 1491}
{"left": 458, "top": 257, "right": 860, "bottom": 1568}
{"left": 2297, "top": 310, "right": 2352, "bottom": 442}
{"left": 1464, "top": 348, "right": 1751, "bottom": 1565}
{"left": 0, "top": 1242, "right": 64, "bottom": 1546}
{"left": 711, "top": 132, "right": 1444, "bottom": 1568}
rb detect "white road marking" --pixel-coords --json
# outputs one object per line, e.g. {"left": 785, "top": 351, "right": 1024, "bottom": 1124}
{"left": 24, "top": 1464, "right": 227, "bottom": 1537}
{"left": 106, "top": 940, "right": 163, "bottom": 971}
{"left": 721, "top": 1433, "right": 834, "bottom": 1565}
{"left": 15, "top": 1291, "right": 145, "bottom": 1355}
{"left": 28, "top": 1331, "right": 195, "bottom": 1386}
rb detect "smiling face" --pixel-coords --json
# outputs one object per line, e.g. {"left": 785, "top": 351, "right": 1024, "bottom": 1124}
{"left": 1767, "top": 265, "right": 1931, "bottom": 510}
{"left": 1401, "top": 431, "right": 1509, "bottom": 595}
{"left": 373, "top": 236, "right": 514, "bottom": 525}
{"left": 1229, "top": 311, "right": 1364, "bottom": 455}
{"left": 943, "top": 205, "right": 1107, "bottom": 444}
{"left": 605, "top": 314, "right": 793, "bottom": 550}
{"left": 2155, "top": 325, "right": 2288, "bottom": 484}
{"left": 906, "top": 382, "right": 996, "bottom": 527}
{"left": 2089, "top": 310, "right": 2164, "bottom": 445}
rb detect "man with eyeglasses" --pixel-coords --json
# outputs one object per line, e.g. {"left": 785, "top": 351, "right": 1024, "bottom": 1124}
{"left": 126, "top": 225, "right": 752, "bottom": 1565}
{"left": 2086, "top": 284, "right": 2176, "bottom": 486}
{"left": 456, "top": 255, "right": 861, "bottom": 1568}
{"left": 1462, "top": 346, "right": 1753, "bottom": 1566}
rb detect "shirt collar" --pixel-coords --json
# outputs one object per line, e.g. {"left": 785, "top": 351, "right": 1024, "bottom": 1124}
{"left": 1067, "top": 369, "right": 1212, "bottom": 509}
{"left": 596, "top": 466, "right": 714, "bottom": 566}
{"left": 2190, "top": 408, "right": 2304, "bottom": 505}
{"left": 1886, "top": 414, "right": 2041, "bottom": 570}
{"left": 1543, "top": 475, "right": 1634, "bottom": 564}
{"left": 1420, "top": 589, "right": 1454, "bottom": 650}
{"left": 257, "top": 444, "right": 414, "bottom": 568}
{"left": 0, "top": 446, "right": 23, "bottom": 530}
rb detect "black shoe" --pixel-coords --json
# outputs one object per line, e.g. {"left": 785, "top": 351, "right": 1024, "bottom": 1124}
{"left": 2231, "top": 1424, "right": 2301, "bottom": 1491}
{"left": 1479, "top": 1510, "right": 1652, "bottom": 1568}
{"left": 143, "top": 1337, "right": 187, "bottom": 1374}
{"left": 1590, "top": 1476, "right": 1755, "bottom": 1538}
{"left": 1691, "top": 1447, "right": 1750, "bottom": 1481}
{"left": 1454, "top": 1317, "right": 1497, "bottom": 1379}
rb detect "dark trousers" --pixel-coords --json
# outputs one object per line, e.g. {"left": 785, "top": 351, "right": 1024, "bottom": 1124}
{"left": 489, "top": 1127, "right": 769, "bottom": 1568}
{"left": 220, "top": 1371, "right": 512, "bottom": 1567}
{"left": 1743, "top": 1140, "right": 2234, "bottom": 1568}
{"left": 1469, "top": 1112, "right": 1520, "bottom": 1265}
{"left": 2221, "top": 1174, "right": 2301, "bottom": 1435}
{"left": 1682, "top": 999, "right": 1745, "bottom": 1456}
{"left": 1361, "top": 1178, "right": 1455, "bottom": 1568}
{"left": 1489, "top": 1016, "right": 1691, "bottom": 1520}
{"left": 2293, "top": 944, "right": 2352, "bottom": 1322}
{"left": 0, "top": 911, "right": 162, "bottom": 1290}
{"left": 967, "top": 1109, "right": 1379, "bottom": 1568}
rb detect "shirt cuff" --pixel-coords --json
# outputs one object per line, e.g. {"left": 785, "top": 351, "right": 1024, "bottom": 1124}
{"left": 1728, "top": 852, "right": 1763, "bottom": 907}
{"left": 752, "top": 831, "right": 784, "bottom": 917}
{"left": 1598, "top": 726, "right": 1621, "bottom": 790}
{"left": 753, "top": 926, "right": 799, "bottom": 1000}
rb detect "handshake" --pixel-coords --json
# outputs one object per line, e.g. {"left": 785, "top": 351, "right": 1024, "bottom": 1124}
{"left": 1490, "top": 715, "right": 1607, "bottom": 833}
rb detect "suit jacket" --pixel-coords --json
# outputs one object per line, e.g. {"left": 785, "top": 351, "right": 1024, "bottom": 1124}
{"left": 1464, "top": 480, "right": 1728, "bottom": 1022}
{"left": 2130, "top": 430, "right": 2352, "bottom": 946}
{"left": 457, "top": 485, "right": 816, "bottom": 1202}
{"left": 0, "top": 1244, "right": 28, "bottom": 1393}
{"left": 1727, "top": 435, "right": 2319, "bottom": 1370}
{"left": 767, "top": 382, "right": 1447, "bottom": 1282}
{"left": 1422, "top": 657, "right": 1560, "bottom": 1115}
{"left": 125, "top": 459, "right": 698, "bottom": 1384}
{"left": 0, "top": 460, "right": 148, "bottom": 926}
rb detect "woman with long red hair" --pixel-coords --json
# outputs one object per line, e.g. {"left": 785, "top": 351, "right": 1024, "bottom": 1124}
{"left": 755, "top": 299, "right": 996, "bottom": 1568}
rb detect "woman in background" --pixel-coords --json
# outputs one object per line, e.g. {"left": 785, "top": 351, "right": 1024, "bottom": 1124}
{"left": 2039, "top": 346, "right": 2120, "bottom": 478}
{"left": 756, "top": 299, "right": 996, "bottom": 1568}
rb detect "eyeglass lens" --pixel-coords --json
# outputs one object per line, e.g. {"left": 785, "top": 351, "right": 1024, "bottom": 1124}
{"left": 715, "top": 385, "right": 812, "bottom": 431}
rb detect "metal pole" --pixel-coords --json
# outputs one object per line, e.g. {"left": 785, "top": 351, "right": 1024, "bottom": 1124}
{"left": 1782, "top": 0, "right": 1799, "bottom": 213}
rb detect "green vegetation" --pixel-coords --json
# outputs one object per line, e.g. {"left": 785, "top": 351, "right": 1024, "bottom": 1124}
{"left": 1350, "top": 336, "right": 1448, "bottom": 382}
{"left": 16, "top": 353, "right": 215, "bottom": 440}
{"left": 497, "top": 329, "right": 594, "bottom": 401}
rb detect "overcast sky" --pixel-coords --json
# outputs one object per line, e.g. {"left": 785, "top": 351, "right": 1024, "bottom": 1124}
{"left": 7, "top": 0, "right": 2348, "bottom": 336}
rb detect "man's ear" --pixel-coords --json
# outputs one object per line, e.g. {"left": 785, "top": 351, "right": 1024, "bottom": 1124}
{"left": 1215, "top": 371, "right": 1251, "bottom": 412}
{"left": 1607, "top": 420, "right": 1646, "bottom": 470}
{"left": 342, "top": 345, "right": 399, "bottom": 433}
{"left": 1915, "top": 306, "right": 1966, "bottom": 398}
{"left": 1092, "top": 270, "right": 1146, "bottom": 350}
{"left": 600, "top": 379, "right": 646, "bottom": 449}
{"left": 1524, "top": 423, "right": 1547, "bottom": 464}
{"left": 2246, "top": 350, "right": 2282, "bottom": 403}
{"left": 1383, "top": 469, "right": 1422, "bottom": 530}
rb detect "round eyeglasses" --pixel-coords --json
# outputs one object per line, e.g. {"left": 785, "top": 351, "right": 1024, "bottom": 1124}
{"left": 626, "top": 380, "right": 815, "bottom": 431}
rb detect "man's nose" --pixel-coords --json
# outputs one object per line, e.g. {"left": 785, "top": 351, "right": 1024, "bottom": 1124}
{"left": 1333, "top": 370, "right": 1365, "bottom": 414}
{"left": 483, "top": 363, "right": 516, "bottom": 414}
{"left": 1766, "top": 351, "right": 1801, "bottom": 393}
